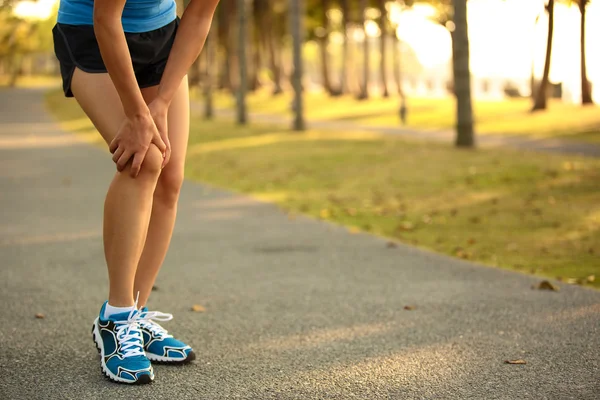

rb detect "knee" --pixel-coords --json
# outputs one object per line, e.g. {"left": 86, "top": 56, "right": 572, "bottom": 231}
{"left": 154, "top": 165, "right": 184, "bottom": 207}
{"left": 138, "top": 145, "right": 164, "bottom": 179}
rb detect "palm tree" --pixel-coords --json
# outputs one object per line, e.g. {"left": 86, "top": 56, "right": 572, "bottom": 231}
{"left": 578, "top": 0, "right": 593, "bottom": 105}
{"left": 290, "top": 0, "right": 305, "bottom": 130}
{"left": 319, "top": 0, "right": 333, "bottom": 94}
{"left": 378, "top": 0, "right": 389, "bottom": 97}
{"left": 357, "top": 0, "right": 369, "bottom": 100}
{"left": 204, "top": 17, "right": 217, "bottom": 119}
{"left": 532, "top": 0, "right": 554, "bottom": 112}
{"left": 339, "top": 0, "right": 350, "bottom": 94}
{"left": 236, "top": 0, "right": 248, "bottom": 124}
{"left": 452, "top": 0, "right": 475, "bottom": 147}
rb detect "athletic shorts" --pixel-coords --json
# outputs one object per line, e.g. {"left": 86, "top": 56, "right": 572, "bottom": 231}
{"left": 52, "top": 18, "right": 179, "bottom": 98}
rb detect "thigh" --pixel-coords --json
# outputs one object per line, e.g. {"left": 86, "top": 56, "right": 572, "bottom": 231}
{"left": 71, "top": 68, "right": 125, "bottom": 145}
{"left": 141, "top": 76, "right": 190, "bottom": 175}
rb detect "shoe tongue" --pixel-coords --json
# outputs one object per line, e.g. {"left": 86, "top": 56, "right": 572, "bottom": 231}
{"left": 109, "top": 308, "right": 139, "bottom": 322}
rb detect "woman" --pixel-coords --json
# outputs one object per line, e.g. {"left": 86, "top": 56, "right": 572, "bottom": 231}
{"left": 52, "top": 0, "right": 219, "bottom": 384}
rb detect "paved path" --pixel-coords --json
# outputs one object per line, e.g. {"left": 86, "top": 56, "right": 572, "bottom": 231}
{"left": 191, "top": 103, "right": 600, "bottom": 158}
{"left": 1, "top": 88, "right": 599, "bottom": 399}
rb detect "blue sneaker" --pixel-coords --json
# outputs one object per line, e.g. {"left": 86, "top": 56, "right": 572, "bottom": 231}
{"left": 138, "top": 307, "right": 196, "bottom": 364}
{"left": 92, "top": 302, "right": 154, "bottom": 384}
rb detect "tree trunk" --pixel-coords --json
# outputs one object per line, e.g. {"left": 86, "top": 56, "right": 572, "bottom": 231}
{"left": 236, "top": 0, "right": 248, "bottom": 124}
{"left": 290, "top": 0, "right": 305, "bottom": 131}
{"left": 204, "top": 19, "right": 217, "bottom": 119}
{"left": 580, "top": 0, "right": 593, "bottom": 105}
{"left": 339, "top": 0, "right": 349, "bottom": 94}
{"left": 263, "top": 2, "right": 283, "bottom": 95}
{"left": 319, "top": 0, "right": 333, "bottom": 94}
{"left": 357, "top": 0, "right": 369, "bottom": 100}
{"left": 532, "top": 0, "right": 554, "bottom": 112}
{"left": 378, "top": 0, "right": 389, "bottom": 97}
{"left": 217, "top": 2, "right": 233, "bottom": 91}
{"left": 452, "top": 0, "right": 475, "bottom": 147}
{"left": 393, "top": 35, "right": 407, "bottom": 124}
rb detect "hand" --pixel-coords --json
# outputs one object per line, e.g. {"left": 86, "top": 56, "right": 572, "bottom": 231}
{"left": 109, "top": 110, "right": 167, "bottom": 178}
{"left": 148, "top": 98, "right": 170, "bottom": 168}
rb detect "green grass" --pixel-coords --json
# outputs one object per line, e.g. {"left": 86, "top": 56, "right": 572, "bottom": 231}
{"left": 200, "top": 89, "right": 600, "bottom": 144}
{"left": 46, "top": 88, "right": 600, "bottom": 289}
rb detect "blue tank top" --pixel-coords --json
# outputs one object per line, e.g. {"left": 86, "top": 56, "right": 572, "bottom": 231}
{"left": 57, "top": 0, "right": 177, "bottom": 33}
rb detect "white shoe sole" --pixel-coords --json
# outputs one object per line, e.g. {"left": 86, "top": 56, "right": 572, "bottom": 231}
{"left": 92, "top": 318, "right": 154, "bottom": 384}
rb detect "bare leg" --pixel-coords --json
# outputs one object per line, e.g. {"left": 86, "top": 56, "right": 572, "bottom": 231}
{"left": 134, "top": 77, "right": 190, "bottom": 307}
{"left": 71, "top": 68, "right": 163, "bottom": 307}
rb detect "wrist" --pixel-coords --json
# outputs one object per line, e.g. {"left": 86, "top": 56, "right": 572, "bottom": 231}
{"left": 155, "top": 91, "right": 172, "bottom": 108}
{"left": 124, "top": 104, "right": 150, "bottom": 120}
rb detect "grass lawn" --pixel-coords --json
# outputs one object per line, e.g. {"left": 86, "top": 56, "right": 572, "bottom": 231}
{"left": 199, "top": 89, "right": 600, "bottom": 144}
{"left": 46, "top": 88, "right": 600, "bottom": 289}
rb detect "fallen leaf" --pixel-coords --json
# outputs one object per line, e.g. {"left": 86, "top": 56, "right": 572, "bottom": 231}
{"left": 422, "top": 215, "right": 432, "bottom": 224}
{"left": 397, "top": 221, "right": 415, "bottom": 231}
{"left": 469, "top": 216, "right": 481, "bottom": 224}
{"left": 35, "top": 313, "right": 45, "bottom": 319}
{"left": 505, "top": 359, "right": 527, "bottom": 365}
{"left": 191, "top": 304, "right": 206, "bottom": 313}
{"left": 467, "top": 238, "right": 476, "bottom": 245}
{"left": 533, "top": 280, "right": 559, "bottom": 291}
{"left": 151, "top": 285, "right": 159, "bottom": 291}
{"left": 345, "top": 208, "right": 357, "bottom": 216}
{"left": 565, "top": 278, "right": 577, "bottom": 284}
{"left": 320, "top": 209, "right": 331, "bottom": 219}
{"left": 348, "top": 226, "right": 361, "bottom": 234}
{"left": 404, "top": 305, "right": 416, "bottom": 311}
{"left": 386, "top": 241, "right": 398, "bottom": 248}
{"left": 586, "top": 275, "right": 595, "bottom": 283}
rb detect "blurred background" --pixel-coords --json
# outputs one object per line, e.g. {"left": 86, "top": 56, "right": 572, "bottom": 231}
{"left": 2, "top": 0, "right": 599, "bottom": 287}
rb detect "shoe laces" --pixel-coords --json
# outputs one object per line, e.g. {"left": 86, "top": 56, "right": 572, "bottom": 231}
{"left": 138, "top": 309, "right": 174, "bottom": 339}
{"left": 114, "top": 295, "right": 145, "bottom": 358}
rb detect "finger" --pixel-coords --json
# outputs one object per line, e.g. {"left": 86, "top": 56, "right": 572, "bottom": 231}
{"left": 112, "top": 146, "right": 125, "bottom": 164}
{"left": 162, "top": 140, "right": 171, "bottom": 168}
{"left": 116, "top": 149, "right": 134, "bottom": 172}
{"left": 152, "top": 133, "right": 167, "bottom": 153}
{"left": 130, "top": 151, "right": 145, "bottom": 178}
{"left": 109, "top": 138, "right": 119, "bottom": 154}
{"left": 162, "top": 147, "right": 172, "bottom": 169}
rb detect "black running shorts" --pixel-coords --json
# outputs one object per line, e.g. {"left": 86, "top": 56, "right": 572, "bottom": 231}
{"left": 52, "top": 18, "right": 179, "bottom": 98}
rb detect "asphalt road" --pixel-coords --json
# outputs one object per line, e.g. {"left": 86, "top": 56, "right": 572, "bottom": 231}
{"left": 1, "top": 88, "right": 599, "bottom": 400}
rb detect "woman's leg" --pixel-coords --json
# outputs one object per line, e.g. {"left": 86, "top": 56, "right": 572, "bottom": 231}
{"left": 71, "top": 68, "right": 164, "bottom": 307}
{"left": 134, "top": 76, "right": 190, "bottom": 307}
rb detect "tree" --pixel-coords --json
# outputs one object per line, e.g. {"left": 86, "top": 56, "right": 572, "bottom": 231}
{"left": 290, "top": 0, "right": 305, "bottom": 130}
{"left": 236, "top": 0, "right": 248, "bottom": 124}
{"left": 577, "top": 0, "right": 593, "bottom": 105}
{"left": 319, "top": 0, "right": 333, "bottom": 94}
{"left": 532, "top": 0, "right": 554, "bottom": 112}
{"left": 452, "top": 0, "right": 475, "bottom": 147}
{"left": 339, "top": 0, "right": 350, "bottom": 94}
{"left": 378, "top": 0, "right": 389, "bottom": 97}
{"left": 357, "top": 0, "right": 369, "bottom": 100}
{"left": 204, "top": 19, "right": 217, "bottom": 119}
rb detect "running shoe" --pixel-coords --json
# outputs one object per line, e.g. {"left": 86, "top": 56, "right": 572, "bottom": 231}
{"left": 138, "top": 307, "right": 196, "bottom": 364}
{"left": 92, "top": 302, "right": 154, "bottom": 384}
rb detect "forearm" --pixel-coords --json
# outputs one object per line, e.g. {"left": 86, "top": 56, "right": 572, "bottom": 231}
{"left": 156, "top": 0, "right": 219, "bottom": 106}
{"left": 93, "top": 11, "right": 147, "bottom": 117}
